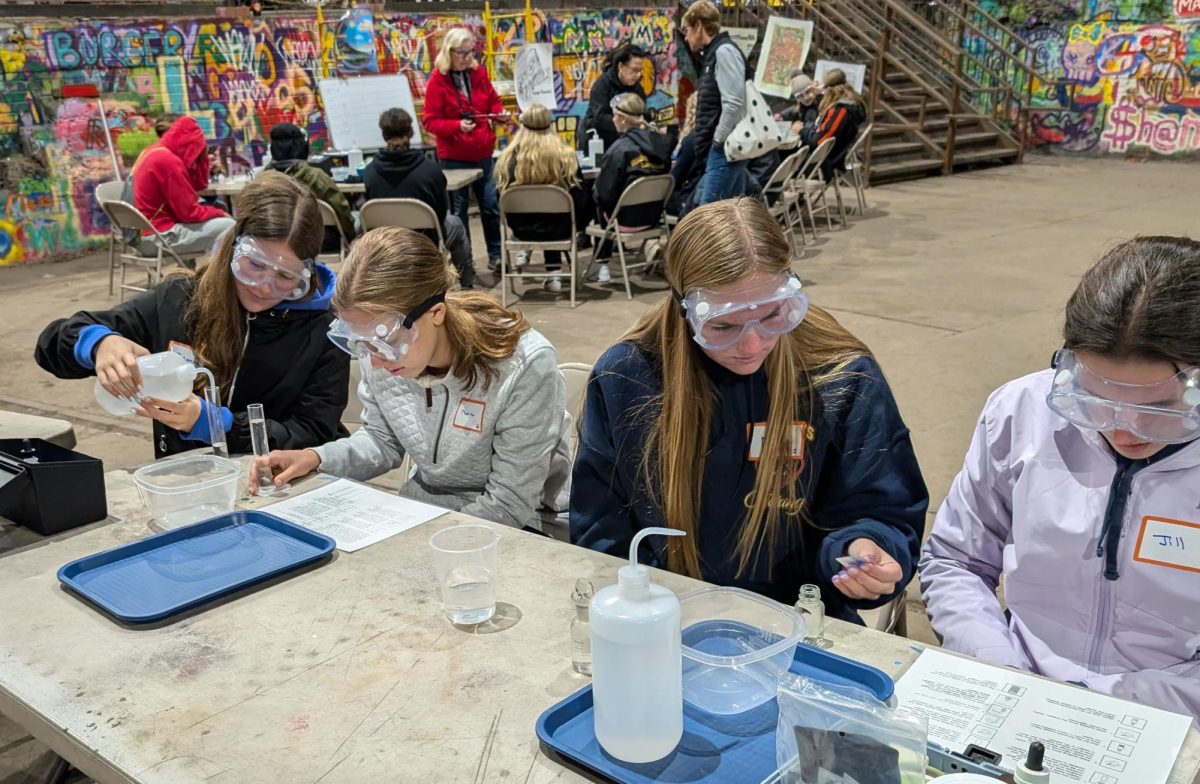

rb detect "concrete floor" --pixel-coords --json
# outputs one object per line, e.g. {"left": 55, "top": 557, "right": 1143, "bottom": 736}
{"left": 2, "top": 155, "right": 1198, "bottom": 781}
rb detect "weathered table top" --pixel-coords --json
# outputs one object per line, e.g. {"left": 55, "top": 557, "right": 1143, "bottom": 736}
{"left": 1, "top": 468, "right": 1197, "bottom": 784}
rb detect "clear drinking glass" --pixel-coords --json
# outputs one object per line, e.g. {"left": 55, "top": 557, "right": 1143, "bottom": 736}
{"left": 429, "top": 525, "right": 500, "bottom": 625}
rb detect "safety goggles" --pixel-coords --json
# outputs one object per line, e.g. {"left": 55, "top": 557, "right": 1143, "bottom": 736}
{"left": 678, "top": 272, "right": 809, "bottom": 351}
{"left": 1046, "top": 348, "right": 1200, "bottom": 444}
{"left": 230, "top": 236, "right": 313, "bottom": 300}
{"left": 325, "top": 294, "right": 445, "bottom": 362}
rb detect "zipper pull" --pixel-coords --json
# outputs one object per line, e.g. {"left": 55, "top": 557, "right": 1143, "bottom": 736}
{"left": 159, "top": 433, "right": 167, "bottom": 454}
{"left": 426, "top": 387, "right": 432, "bottom": 410}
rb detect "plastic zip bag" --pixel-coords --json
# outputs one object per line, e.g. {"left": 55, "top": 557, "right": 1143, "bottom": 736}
{"left": 774, "top": 672, "right": 928, "bottom": 784}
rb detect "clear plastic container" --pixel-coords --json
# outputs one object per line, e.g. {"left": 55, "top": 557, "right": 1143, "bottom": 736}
{"left": 133, "top": 455, "right": 241, "bottom": 529}
{"left": 679, "top": 586, "right": 806, "bottom": 715}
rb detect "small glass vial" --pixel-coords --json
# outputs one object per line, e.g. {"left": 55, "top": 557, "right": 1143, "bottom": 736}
{"left": 795, "top": 583, "right": 825, "bottom": 646}
{"left": 570, "top": 578, "right": 595, "bottom": 675}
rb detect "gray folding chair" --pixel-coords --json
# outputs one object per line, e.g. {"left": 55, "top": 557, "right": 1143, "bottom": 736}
{"left": 786, "top": 137, "right": 838, "bottom": 240}
{"left": 498, "top": 185, "right": 578, "bottom": 308}
{"left": 317, "top": 199, "right": 349, "bottom": 264}
{"left": 584, "top": 174, "right": 674, "bottom": 301}
{"left": 99, "top": 200, "right": 201, "bottom": 301}
{"left": 762, "top": 146, "right": 808, "bottom": 258}
{"left": 95, "top": 180, "right": 125, "bottom": 295}
{"left": 359, "top": 198, "right": 445, "bottom": 249}
{"left": 835, "top": 123, "right": 872, "bottom": 217}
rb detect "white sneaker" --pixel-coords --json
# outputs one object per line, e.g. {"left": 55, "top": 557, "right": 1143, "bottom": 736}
{"left": 515, "top": 251, "right": 530, "bottom": 269}
{"left": 543, "top": 275, "right": 563, "bottom": 293}
{"left": 597, "top": 264, "right": 611, "bottom": 283}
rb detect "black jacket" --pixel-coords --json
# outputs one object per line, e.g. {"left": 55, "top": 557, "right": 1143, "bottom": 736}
{"left": 570, "top": 343, "right": 928, "bottom": 620}
{"left": 693, "top": 31, "right": 743, "bottom": 161}
{"left": 781, "top": 103, "right": 820, "bottom": 126}
{"left": 35, "top": 270, "right": 349, "bottom": 459}
{"left": 362, "top": 147, "right": 450, "bottom": 227}
{"left": 594, "top": 127, "right": 673, "bottom": 226}
{"left": 577, "top": 67, "right": 647, "bottom": 153}
{"left": 800, "top": 100, "right": 868, "bottom": 180}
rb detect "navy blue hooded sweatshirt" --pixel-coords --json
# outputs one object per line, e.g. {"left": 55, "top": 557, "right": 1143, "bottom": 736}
{"left": 569, "top": 341, "right": 928, "bottom": 622}
{"left": 35, "top": 265, "right": 349, "bottom": 458}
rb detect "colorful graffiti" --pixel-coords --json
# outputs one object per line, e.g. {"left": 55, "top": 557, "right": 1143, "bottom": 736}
{"left": 0, "top": 8, "right": 678, "bottom": 263}
{"left": 1024, "top": 14, "right": 1200, "bottom": 154}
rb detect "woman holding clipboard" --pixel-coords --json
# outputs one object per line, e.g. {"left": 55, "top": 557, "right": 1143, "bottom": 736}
{"left": 424, "top": 28, "right": 509, "bottom": 274}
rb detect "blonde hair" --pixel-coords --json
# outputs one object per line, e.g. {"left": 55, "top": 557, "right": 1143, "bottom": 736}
{"left": 623, "top": 198, "right": 870, "bottom": 579}
{"left": 817, "top": 68, "right": 864, "bottom": 116}
{"left": 434, "top": 28, "right": 476, "bottom": 74}
{"left": 681, "top": 0, "right": 721, "bottom": 37}
{"left": 494, "top": 104, "right": 579, "bottom": 191}
{"left": 334, "top": 228, "right": 530, "bottom": 390}
{"left": 677, "top": 93, "right": 698, "bottom": 153}
{"left": 184, "top": 171, "right": 322, "bottom": 396}
{"left": 613, "top": 93, "right": 647, "bottom": 131}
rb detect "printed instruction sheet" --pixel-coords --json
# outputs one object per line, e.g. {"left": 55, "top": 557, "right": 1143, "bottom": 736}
{"left": 894, "top": 649, "right": 1191, "bottom": 784}
{"left": 265, "top": 478, "right": 447, "bottom": 551}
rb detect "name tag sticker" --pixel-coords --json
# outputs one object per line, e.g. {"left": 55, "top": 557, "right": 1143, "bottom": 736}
{"left": 746, "top": 421, "right": 808, "bottom": 463}
{"left": 1133, "top": 516, "right": 1200, "bottom": 573}
{"left": 452, "top": 397, "right": 486, "bottom": 433}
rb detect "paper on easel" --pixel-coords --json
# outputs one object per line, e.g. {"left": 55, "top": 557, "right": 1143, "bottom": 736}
{"left": 894, "top": 648, "right": 1191, "bottom": 784}
{"left": 264, "top": 478, "right": 447, "bottom": 552}
{"left": 514, "top": 44, "right": 555, "bottom": 112}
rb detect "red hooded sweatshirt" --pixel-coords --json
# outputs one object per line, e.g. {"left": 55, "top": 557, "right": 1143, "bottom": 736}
{"left": 132, "top": 116, "right": 228, "bottom": 235}
{"left": 422, "top": 66, "right": 503, "bottom": 163}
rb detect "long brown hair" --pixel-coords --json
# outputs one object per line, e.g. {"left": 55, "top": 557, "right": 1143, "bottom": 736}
{"left": 624, "top": 198, "right": 869, "bottom": 579}
{"left": 184, "top": 171, "right": 322, "bottom": 395}
{"left": 1064, "top": 235, "right": 1200, "bottom": 366}
{"left": 334, "top": 227, "right": 530, "bottom": 389}
{"left": 817, "top": 68, "right": 865, "bottom": 117}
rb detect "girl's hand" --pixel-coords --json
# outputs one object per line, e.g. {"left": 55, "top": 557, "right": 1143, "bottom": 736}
{"left": 790, "top": 121, "right": 803, "bottom": 134}
{"left": 831, "top": 538, "right": 903, "bottom": 601}
{"left": 94, "top": 335, "right": 150, "bottom": 399}
{"left": 249, "top": 449, "right": 321, "bottom": 494}
{"left": 137, "top": 395, "right": 203, "bottom": 432}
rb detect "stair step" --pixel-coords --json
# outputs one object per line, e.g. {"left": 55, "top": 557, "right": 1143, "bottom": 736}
{"left": 951, "top": 146, "right": 1020, "bottom": 165}
{"left": 869, "top": 158, "right": 944, "bottom": 181}
{"left": 870, "top": 140, "right": 928, "bottom": 157}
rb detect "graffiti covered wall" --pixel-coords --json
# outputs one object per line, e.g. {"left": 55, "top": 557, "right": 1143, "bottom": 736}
{"left": 1007, "top": 4, "right": 1200, "bottom": 154}
{"left": 0, "top": 8, "right": 677, "bottom": 263}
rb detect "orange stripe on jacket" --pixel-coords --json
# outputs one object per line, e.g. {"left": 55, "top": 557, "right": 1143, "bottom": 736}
{"left": 818, "top": 106, "right": 849, "bottom": 144}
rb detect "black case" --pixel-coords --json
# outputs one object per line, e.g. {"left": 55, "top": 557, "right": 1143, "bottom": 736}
{"left": 0, "top": 438, "right": 107, "bottom": 535}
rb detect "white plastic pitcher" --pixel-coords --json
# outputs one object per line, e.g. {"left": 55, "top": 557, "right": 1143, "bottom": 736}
{"left": 94, "top": 351, "right": 205, "bottom": 416}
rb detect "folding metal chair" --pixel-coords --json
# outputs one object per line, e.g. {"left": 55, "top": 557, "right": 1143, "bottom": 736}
{"left": 498, "top": 185, "right": 578, "bottom": 308}
{"left": 834, "top": 123, "right": 872, "bottom": 217}
{"left": 95, "top": 180, "right": 125, "bottom": 295}
{"left": 762, "top": 146, "right": 809, "bottom": 258}
{"left": 359, "top": 198, "right": 445, "bottom": 247}
{"left": 584, "top": 174, "right": 674, "bottom": 301}
{"left": 786, "top": 138, "right": 838, "bottom": 240}
{"left": 99, "top": 200, "right": 202, "bottom": 301}
{"left": 317, "top": 199, "right": 349, "bottom": 264}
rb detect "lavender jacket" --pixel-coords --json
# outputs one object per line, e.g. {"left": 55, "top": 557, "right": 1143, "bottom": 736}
{"left": 921, "top": 369, "right": 1200, "bottom": 723}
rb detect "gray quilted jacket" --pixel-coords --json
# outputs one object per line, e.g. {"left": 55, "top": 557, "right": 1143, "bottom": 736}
{"left": 314, "top": 329, "right": 572, "bottom": 528}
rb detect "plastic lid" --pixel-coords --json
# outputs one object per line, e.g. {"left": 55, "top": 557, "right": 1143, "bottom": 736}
{"left": 133, "top": 455, "right": 240, "bottom": 494}
{"left": 680, "top": 586, "right": 805, "bottom": 666}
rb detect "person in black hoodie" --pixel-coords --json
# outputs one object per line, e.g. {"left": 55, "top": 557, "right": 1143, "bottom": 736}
{"left": 361, "top": 108, "right": 476, "bottom": 289}
{"left": 267, "top": 123, "right": 356, "bottom": 253}
{"left": 570, "top": 198, "right": 927, "bottom": 619}
{"left": 577, "top": 43, "right": 648, "bottom": 154}
{"left": 590, "top": 92, "right": 673, "bottom": 281}
{"left": 35, "top": 172, "right": 349, "bottom": 459}
{"left": 799, "top": 68, "right": 867, "bottom": 182}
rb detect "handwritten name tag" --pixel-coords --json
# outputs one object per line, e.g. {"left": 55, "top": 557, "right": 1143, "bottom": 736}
{"left": 1133, "top": 516, "right": 1200, "bottom": 574}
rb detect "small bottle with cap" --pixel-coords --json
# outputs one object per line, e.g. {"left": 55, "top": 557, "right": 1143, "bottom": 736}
{"left": 1014, "top": 741, "right": 1050, "bottom": 784}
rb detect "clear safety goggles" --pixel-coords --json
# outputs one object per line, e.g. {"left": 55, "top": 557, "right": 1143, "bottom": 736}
{"left": 326, "top": 294, "right": 445, "bottom": 362}
{"left": 230, "top": 236, "right": 314, "bottom": 300}
{"left": 1046, "top": 348, "right": 1200, "bottom": 444}
{"left": 679, "top": 272, "right": 809, "bottom": 351}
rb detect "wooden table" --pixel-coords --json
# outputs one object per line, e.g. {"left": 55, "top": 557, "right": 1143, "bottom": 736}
{"left": 443, "top": 167, "right": 483, "bottom": 192}
{"left": 0, "top": 410, "right": 76, "bottom": 449}
{"left": 204, "top": 180, "right": 365, "bottom": 197}
{"left": 2, "top": 469, "right": 1198, "bottom": 784}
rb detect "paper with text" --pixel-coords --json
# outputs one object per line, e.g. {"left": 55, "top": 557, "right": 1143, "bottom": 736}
{"left": 265, "top": 478, "right": 447, "bottom": 552}
{"left": 894, "top": 649, "right": 1190, "bottom": 784}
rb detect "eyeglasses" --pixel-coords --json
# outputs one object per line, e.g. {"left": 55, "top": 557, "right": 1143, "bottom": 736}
{"left": 451, "top": 47, "right": 474, "bottom": 56}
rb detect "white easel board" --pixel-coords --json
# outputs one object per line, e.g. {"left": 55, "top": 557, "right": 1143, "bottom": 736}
{"left": 317, "top": 75, "right": 421, "bottom": 151}
{"left": 814, "top": 59, "right": 867, "bottom": 93}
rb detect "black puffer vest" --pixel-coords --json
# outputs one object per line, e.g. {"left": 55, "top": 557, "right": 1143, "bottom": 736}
{"left": 692, "top": 31, "right": 744, "bottom": 160}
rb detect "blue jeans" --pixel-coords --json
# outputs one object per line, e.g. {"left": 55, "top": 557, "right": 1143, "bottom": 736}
{"left": 444, "top": 157, "right": 501, "bottom": 261}
{"left": 699, "top": 146, "right": 748, "bottom": 206}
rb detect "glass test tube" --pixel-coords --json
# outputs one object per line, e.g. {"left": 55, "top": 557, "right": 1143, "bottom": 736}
{"left": 204, "top": 384, "right": 228, "bottom": 459}
{"left": 247, "top": 403, "right": 284, "bottom": 495}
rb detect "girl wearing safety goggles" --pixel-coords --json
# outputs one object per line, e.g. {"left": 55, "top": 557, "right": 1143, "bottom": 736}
{"left": 251, "top": 227, "right": 572, "bottom": 531}
{"left": 35, "top": 171, "right": 349, "bottom": 458}
{"left": 923, "top": 236, "right": 1200, "bottom": 722}
{"left": 570, "top": 198, "right": 928, "bottom": 622}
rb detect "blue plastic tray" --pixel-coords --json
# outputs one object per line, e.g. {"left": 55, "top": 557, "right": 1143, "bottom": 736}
{"left": 536, "top": 628, "right": 895, "bottom": 784}
{"left": 57, "top": 511, "right": 336, "bottom": 623}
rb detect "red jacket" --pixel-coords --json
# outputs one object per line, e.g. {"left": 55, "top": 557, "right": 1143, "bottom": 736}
{"left": 132, "top": 116, "right": 228, "bottom": 235}
{"left": 423, "top": 67, "right": 503, "bottom": 163}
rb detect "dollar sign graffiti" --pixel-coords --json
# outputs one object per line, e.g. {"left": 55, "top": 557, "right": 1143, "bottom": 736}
{"left": 1103, "top": 103, "right": 1138, "bottom": 151}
